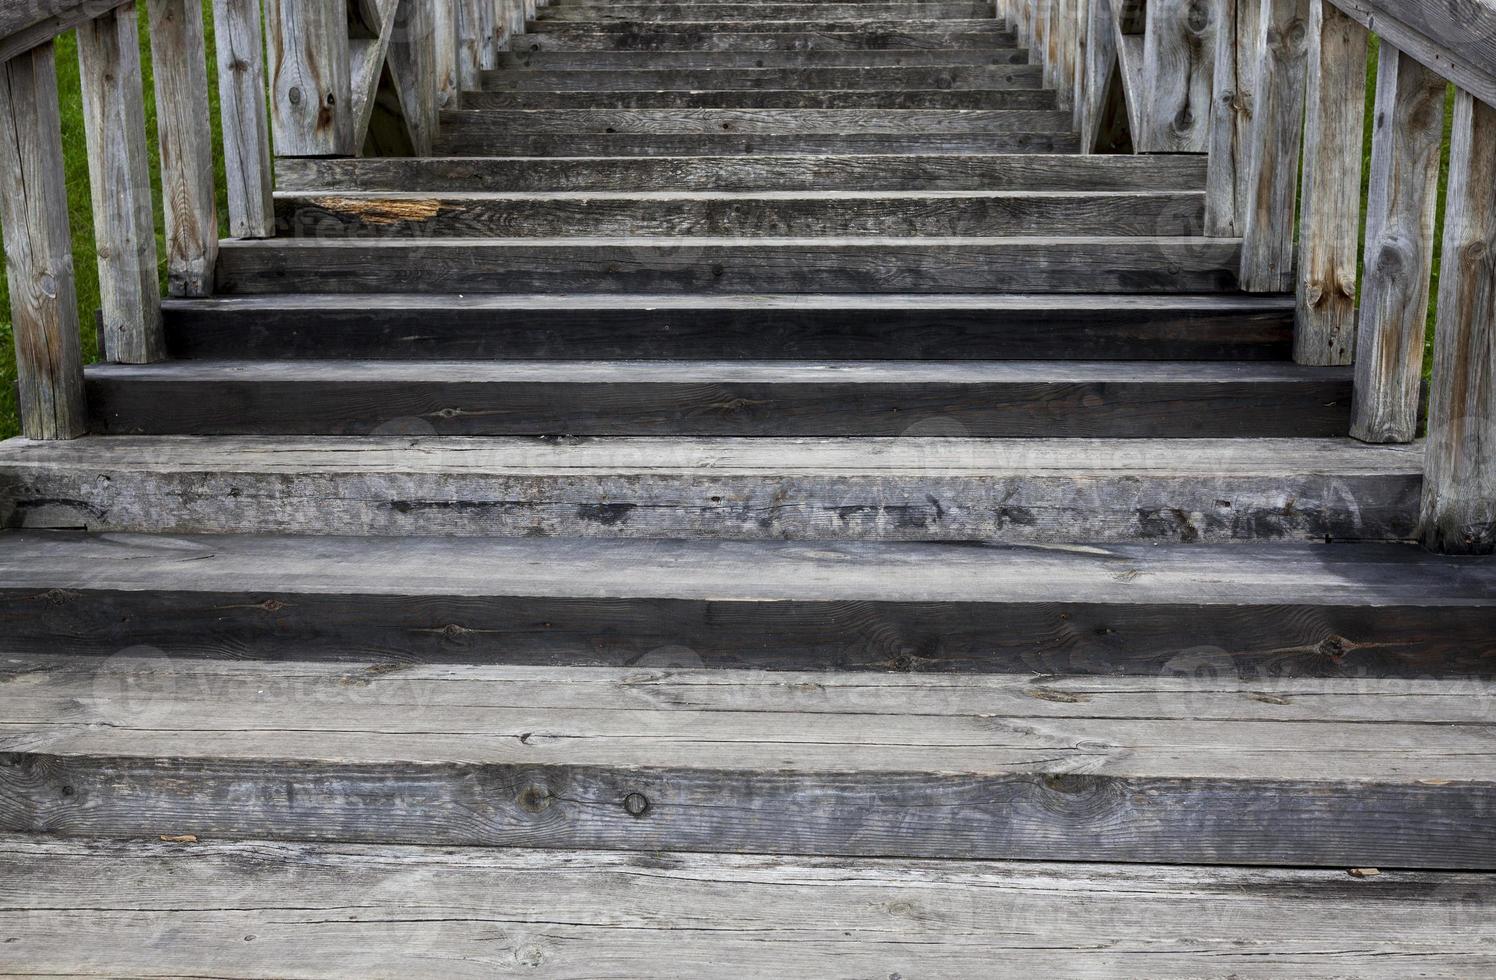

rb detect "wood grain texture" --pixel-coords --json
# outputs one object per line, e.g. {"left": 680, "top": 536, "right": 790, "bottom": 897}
{"left": 464, "top": 88, "right": 1060, "bottom": 108}
{"left": 493, "top": 48, "right": 1034, "bottom": 68}
{"left": 1137, "top": 0, "right": 1216, "bottom": 151}
{"left": 516, "top": 27, "right": 1012, "bottom": 53}
{"left": 1238, "top": 0, "right": 1310, "bottom": 293}
{"left": 0, "top": 42, "right": 87, "bottom": 440}
{"left": 538, "top": 3, "right": 1001, "bottom": 20}
{"left": 1294, "top": 0, "right": 1367, "bottom": 366}
{"left": 479, "top": 63, "right": 1045, "bottom": 89}
{"left": 386, "top": 0, "right": 438, "bottom": 155}
{"left": 1420, "top": 90, "right": 1496, "bottom": 555}
{"left": 1350, "top": 45, "right": 1448, "bottom": 444}
{"left": 431, "top": 0, "right": 461, "bottom": 110}
{"left": 159, "top": 293, "right": 1292, "bottom": 361}
{"left": 1328, "top": 0, "right": 1496, "bottom": 109}
{"left": 1205, "top": 0, "right": 1261, "bottom": 235}
{"left": 1079, "top": 0, "right": 1115, "bottom": 150}
{"left": 75, "top": 5, "right": 165, "bottom": 363}
{"left": 265, "top": 0, "right": 354, "bottom": 155}
{"left": 438, "top": 106, "right": 1075, "bottom": 134}
{"left": 211, "top": 0, "right": 274, "bottom": 238}
{"left": 146, "top": 0, "right": 219, "bottom": 297}
{"left": 456, "top": 0, "right": 485, "bottom": 88}
{"left": 434, "top": 129, "right": 1082, "bottom": 155}
{"left": 213, "top": 237, "right": 1240, "bottom": 295}
{"left": 0, "top": 435, "right": 1421, "bottom": 542}
{"left": 0, "top": 0, "right": 122, "bottom": 65}
{"left": 3, "top": 837, "right": 1493, "bottom": 978}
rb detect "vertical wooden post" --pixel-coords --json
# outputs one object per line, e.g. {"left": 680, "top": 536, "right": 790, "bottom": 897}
{"left": 388, "top": 0, "right": 438, "bottom": 155}
{"left": 1072, "top": 0, "right": 1089, "bottom": 130}
{"left": 147, "top": 0, "right": 220, "bottom": 297}
{"left": 456, "top": 0, "right": 483, "bottom": 90}
{"left": 212, "top": 0, "right": 275, "bottom": 239}
{"left": 265, "top": 0, "right": 354, "bottom": 156}
{"left": 1079, "top": 0, "right": 1116, "bottom": 151}
{"left": 1139, "top": 0, "right": 1218, "bottom": 152}
{"left": 1238, "top": 0, "right": 1310, "bottom": 292}
{"left": 77, "top": 5, "right": 165, "bottom": 364}
{"left": 1293, "top": 0, "right": 1367, "bottom": 365}
{"left": 478, "top": 0, "right": 498, "bottom": 68}
{"left": 1349, "top": 45, "right": 1448, "bottom": 444}
{"left": 0, "top": 42, "right": 87, "bottom": 440}
{"left": 1421, "top": 90, "right": 1496, "bottom": 554}
{"left": 432, "top": 0, "right": 460, "bottom": 110}
{"left": 1205, "top": 0, "right": 1263, "bottom": 234}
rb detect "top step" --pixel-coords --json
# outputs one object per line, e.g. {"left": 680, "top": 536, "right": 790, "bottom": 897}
{"left": 537, "top": 2, "right": 1002, "bottom": 20}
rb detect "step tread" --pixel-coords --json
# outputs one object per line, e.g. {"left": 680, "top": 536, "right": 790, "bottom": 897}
{"left": 437, "top": 107, "right": 1076, "bottom": 133}
{"left": 4, "top": 835, "right": 1491, "bottom": 977}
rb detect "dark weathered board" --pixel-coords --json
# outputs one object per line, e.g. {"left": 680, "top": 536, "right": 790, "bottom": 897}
{"left": 436, "top": 107, "right": 1076, "bottom": 134}
{"left": 81, "top": 359, "right": 1349, "bottom": 437}
{"left": 528, "top": 19, "right": 1012, "bottom": 36}
{"left": 517, "top": 28, "right": 1013, "bottom": 53}
{"left": 539, "top": 3, "right": 1002, "bottom": 21}
{"left": 479, "top": 64, "right": 1045, "bottom": 90}
{"left": 273, "top": 153, "right": 1206, "bottom": 193}
{"left": 159, "top": 293, "right": 1292, "bottom": 361}
{"left": 275, "top": 190, "right": 1205, "bottom": 239}
{"left": 1, "top": 533, "right": 1492, "bottom": 678}
{"left": 464, "top": 88, "right": 1060, "bottom": 108}
{"left": 0, "top": 435, "right": 1422, "bottom": 543}
{"left": 433, "top": 130, "right": 1083, "bottom": 156}
{"left": 212, "top": 238, "right": 1238, "bottom": 295}
{"left": 493, "top": 48, "right": 1034, "bottom": 69}
{"left": 5, "top": 837, "right": 1493, "bottom": 977}
{"left": 2, "top": 654, "right": 1495, "bottom": 867}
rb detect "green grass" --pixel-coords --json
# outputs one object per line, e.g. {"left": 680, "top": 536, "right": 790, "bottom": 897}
{"left": 0, "top": 1, "right": 227, "bottom": 441}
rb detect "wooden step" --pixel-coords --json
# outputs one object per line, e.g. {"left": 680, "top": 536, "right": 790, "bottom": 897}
{"left": 2, "top": 533, "right": 1493, "bottom": 675}
{"left": 494, "top": 49, "right": 1032, "bottom": 69}
{"left": 3, "top": 653, "right": 1496, "bottom": 867}
{"left": 3, "top": 835, "right": 1492, "bottom": 977}
{"left": 463, "top": 88, "right": 1060, "bottom": 108}
{"left": 213, "top": 238, "right": 1236, "bottom": 294}
{"left": 80, "top": 360, "right": 1348, "bottom": 437}
{"left": 435, "top": 107, "right": 1075, "bottom": 134}
{"left": 525, "top": 19, "right": 1009, "bottom": 36}
{"left": 159, "top": 294, "right": 1290, "bottom": 361}
{"left": 538, "top": 2, "right": 1001, "bottom": 21}
{"left": 432, "top": 130, "right": 1082, "bottom": 156}
{"left": 275, "top": 190, "right": 1204, "bottom": 239}
{"left": 517, "top": 28, "right": 1011, "bottom": 52}
{"left": 478, "top": 64, "right": 1045, "bottom": 90}
{"left": 276, "top": 154, "right": 1206, "bottom": 193}
{"left": 0, "top": 436, "right": 1421, "bottom": 543}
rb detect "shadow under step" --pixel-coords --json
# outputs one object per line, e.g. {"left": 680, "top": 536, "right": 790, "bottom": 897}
{"left": 160, "top": 294, "right": 1292, "bottom": 361}
{"left": 477, "top": 64, "right": 1045, "bottom": 91}
{"left": 0, "top": 436, "right": 1421, "bottom": 543}
{"left": 213, "top": 238, "right": 1236, "bottom": 294}
{"left": 2, "top": 834, "right": 1491, "bottom": 975}
{"left": 274, "top": 190, "right": 1203, "bottom": 239}
{"left": 80, "top": 360, "right": 1350, "bottom": 437}
{"left": 2, "top": 652, "right": 1495, "bottom": 868}
{"left": 274, "top": 154, "right": 1200, "bottom": 194}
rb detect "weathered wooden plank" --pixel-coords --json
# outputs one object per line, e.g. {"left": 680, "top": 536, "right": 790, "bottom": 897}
{"left": 1329, "top": 0, "right": 1496, "bottom": 110}
{"left": 465, "top": 89, "right": 1060, "bottom": 108}
{"left": 3, "top": 837, "right": 1492, "bottom": 978}
{"left": 159, "top": 293, "right": 1292, "bottom": 362}
{"left": 76, "top": 5, "right": 165, "bottom": 364}
{"left": 386, "top": 0, "right": 438, "bottom": 154}
{"left": 1293, "top": 0, "right": 1367, "bottom": 365}
{"left": 479, "top": 63, "right": 1045, "bottom": 89}
{"left": 265, "top": 0, "right": 354, "bottom": 155}
{"left": 273, "top": 152, "right": 1207, "bottom": 193}
{"left": 0, "top": 435, "right": 1421, "bottom": 542}
{"left": 211, "top": 0, "right": 275, "bottom": 238}
{"left": 146, "top": 0, "right": 219, "bottom": 297}
{"left": 1420, "top": 89, "right": 1496, "bottom": 555}
{"left": 1, "top": 533, "right": 1492, "bottom": 677}
{"left": 430, "top": 0, "right": 460, "bottom": 110}
{"left": 1349, "top": 45, "right": 1448, "bottom": 444}
{"left": 434, "top": 130, "right": 1083, "bottom": 156}
{"left": 275, "top": 190, "right": 1206, "bottom": 239}
{"left": 438, "top": 107, "right": 1076, "bottom": 134}
{"left": 81, "top": 359, "right": 1347, "bottom": 437}
{"left": 349, "top": 0, "right": 400, "bottom": 151}
{"left": 1205, "top": 0, "right": 1261, "bottom": 235}
{"left": 0, "top": 42, "right": 87, "bottom": 440}
{"left": 0, "top": 0, "right": 122, "bottom": 65}
{"left": 541, "top": 1, "right": 1000, "bottom": 19}
{"left": 516, "top": 27, "right": 1012, "bottom": 52}
{"left": 1238, "top": 0, "right": 1310, "bottom": 292}
{"left": 527, "top": 18, "right": 1011, "bottom": 35}
{"left": 456, "top": 0, "right": 484, "bottom": 88}
{"left": 1137, "top": 0, "right": 1217, "bottom": 151}
{"left": 494, "top": 48, "right": 1033, "bottom": 69}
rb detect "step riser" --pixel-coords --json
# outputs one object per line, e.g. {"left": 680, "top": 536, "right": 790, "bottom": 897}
{"left": 276, "top": 194, "right": 1205, "bottom": 240}
{"left": 3, "top": 754, "right": 1488, "bottom": 868}
{"left": 526, "top": 20, "right": 1009, "bottom": 34}
{"left": 538, "top": 4, "right": 1001, "bottom": 20}
{"left": 160, "top": 300, "right": 1289, "bottom": 361}
{"left": 275, "top": 155, "right": 1206, "bottom": 194}
{"left": 82, "top": 373, "right": 1350, "bottom": 437}
{"left": 495, "top": 49, "right": 1032, "bottom": 68}
{"left": 465, "top": 90, "right": 1060, "bottom": 109}
{"left": 214, "top": 240, "right": 1239, "bottom": 295}
{"left": 433, "top": 132, "right": 1083, "bottom": 156}
{"left": 518, "top": 29, "right": 1011, "bottom": 51}
{"left": 479, "top": 66, "right": 1045, "bottom": 90}
{"left": 437, "top": 108, "right": 1075, "bottom": 135}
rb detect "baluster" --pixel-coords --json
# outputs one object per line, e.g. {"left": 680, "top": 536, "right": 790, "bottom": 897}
{"left": 0, "top": 41, "right": 87, "bottom": 440}
{"left": 1205, "top": 0, "right": 1262, "bottom": 235}
{"left": 1421, "top": 91, "right": 1496, "bottom": 554}
{"left": 265, "top": 0, "right": 355, "bottom": 156}
{"left": 211, "top": 0, "right": 275, "bottom": 239}
{"left": 77, "top": 5, "right": 165, "bottom": 363}
{"left": 1139, "top": 0, "right": 1218, "bottom": 152}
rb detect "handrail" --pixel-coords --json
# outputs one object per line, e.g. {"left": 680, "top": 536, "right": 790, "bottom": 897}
{"left": 0, "top": 0, "right": 537, "bottom": 442}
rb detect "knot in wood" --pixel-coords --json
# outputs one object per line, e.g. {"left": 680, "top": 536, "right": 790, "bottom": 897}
{"left": 623, "top": 792, "right": 651, "bottom": 817}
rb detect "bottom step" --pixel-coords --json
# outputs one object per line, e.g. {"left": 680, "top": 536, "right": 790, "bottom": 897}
{"left": 1, "top": 835, "right": 1491, "bottom": 978}
{"left": 3, "top": 656, "right": 1495, "bottom": 868}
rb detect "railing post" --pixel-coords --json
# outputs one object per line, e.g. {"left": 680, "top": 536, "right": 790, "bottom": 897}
{"left": 265, "top": 0, "right": 355, "bottom": 156}
{"left": 1421, "top": 90, "right": 1496, "bottom": 554}
{"left": 1238, "top": 0, "right": 1310, "bottom": 292}
{"left": 456, "top": 0, "right": 483, "bottom": 89}
{"left": 212, "top": 0, "right": 275, "bottom": 239}
{"left": 1293, "top": 0, "right": 1368, "bottom": 365}
{"left": 1349, "top": 44, "right": 1448, "bottom": 444}
{"left": 432, "top": 0, "right": 461, "bottom": 110}
{"left": 76, "top": 5, "right": 165, "bottom": 363}
{"left": 1138, "top": 0, "right": 1218, "bottom": 152}
{"left": 1205, "top": 0, "right": 1262, "bottom": 235}
{"left": 388, "top": 0, "right": 438, "bottom": 156}
{"left": 147, "top": 0, "right": 220, "bottom": 296}
{"left": 0, "top": 41, "right": 87, "bottom": 440}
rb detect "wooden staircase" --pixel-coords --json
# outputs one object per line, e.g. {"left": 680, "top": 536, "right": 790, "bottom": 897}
{"left": 2, "top": 0, "right": 1495, "bottom": 974}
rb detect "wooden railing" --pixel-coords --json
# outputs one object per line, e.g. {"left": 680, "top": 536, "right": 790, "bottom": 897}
{"left": 1008, "top": 0, "right": 1496, "bottom": 555}
{"left": 0, "top": 0, "right": 534, "bottom": 441}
